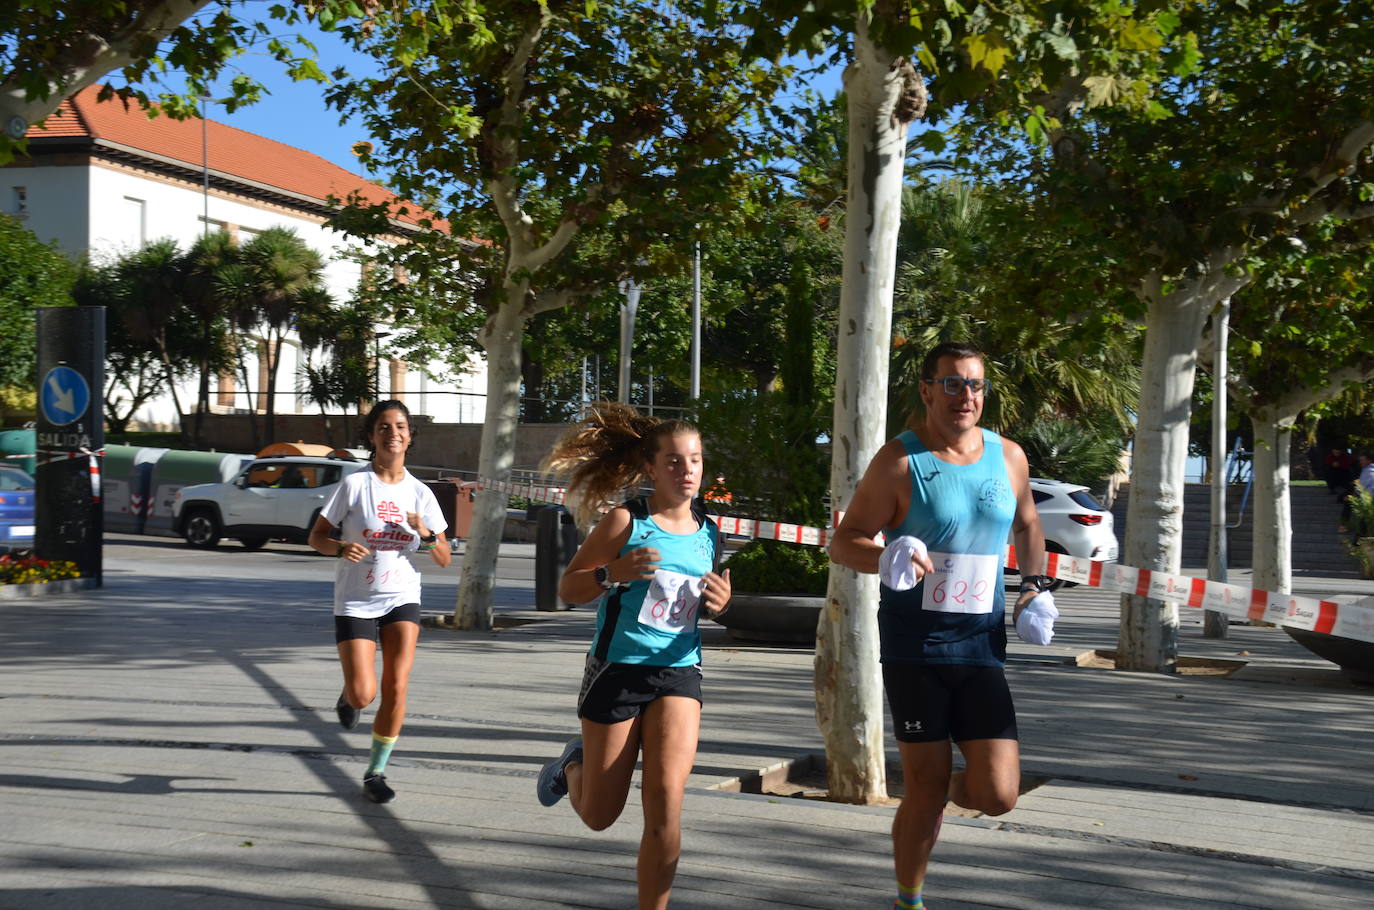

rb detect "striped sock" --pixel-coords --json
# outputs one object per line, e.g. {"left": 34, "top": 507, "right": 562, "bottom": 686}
{"left": 366, "top": 732, "right": 398, "bottom": 776}
{"left": 895, "top": 881, "right": 923, "bottom": 909}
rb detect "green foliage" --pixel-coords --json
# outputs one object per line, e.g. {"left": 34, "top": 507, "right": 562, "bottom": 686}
{"left": 738, "top": 0, "right": 1191, "bottom": 129}
{"left": 694, "top": 388, "right": 829, "bottom": 528}
{"left": 888, "top": 180, "right": 1140, "bottom": 438}
{"left": 217, "top": 226, "right": 334, "bottom": 441}
{"left": 722, "top": 539, "right": 829, "bottom": 595}
{"left": 1220, "top": 221, "right": 1374, "bottom": 424}
{"left": 966, "top": 2, "right": 1374, "bottom": 316}
{"left": 0, "top": 214, "right": 74, "bottom": 388}
{"left": 296, "top": 293, "right": 379, "bottom": 416}
{"left": 317, "top": 0, "right": 799, "bottom": 393}
{"left": 75, "top": 240, "right": 184, "bottom": 433}
{"left": 1348, "top": 493, "right": 1374, "bottom": 542}
{"left": 1017, "top": 415, "right": 1127, "bottom": 493}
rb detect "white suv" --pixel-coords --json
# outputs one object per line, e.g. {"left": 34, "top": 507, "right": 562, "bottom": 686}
{"left": 1012, "top": 478, "right": 1119, "bottom": 589}
{"left": 172, "top": 455, "right": 366, "bottom": 549}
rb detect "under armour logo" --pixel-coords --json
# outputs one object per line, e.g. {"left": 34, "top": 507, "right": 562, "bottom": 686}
{"left": 922, "top": 470, "right": 940, "bottom": 482}
{"left": 377, "top": 500, "right": 403, "bottom": 524}
{"left": 904, "top": 720, "right": 923, "bottom": 732}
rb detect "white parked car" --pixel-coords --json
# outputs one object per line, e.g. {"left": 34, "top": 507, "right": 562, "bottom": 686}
{"left": 1013, "top": 478, "right": 1119, "bottom": 590}
{"left": 172, "top": 454, "right": 366, "bottom": 549}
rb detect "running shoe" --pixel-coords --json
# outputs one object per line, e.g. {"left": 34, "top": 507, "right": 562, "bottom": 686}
{"left": 536, "top": 737, "right": 583, "bottom": 807}
{"left": 362, "top": 772, "right": 395, "bottom": 803}
{"left": 336, "top": 692, "right": 360, "bottom": 730}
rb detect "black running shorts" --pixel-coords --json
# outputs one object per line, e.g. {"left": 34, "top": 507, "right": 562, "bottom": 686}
{"left": 334, "top": 602, "right": 422, "bottom": 643}
{"left": 576, "top": 655, "right": 703, "bottom": 724}
{"left": 883, "top": 663, "right": 1018, "bottom": 743}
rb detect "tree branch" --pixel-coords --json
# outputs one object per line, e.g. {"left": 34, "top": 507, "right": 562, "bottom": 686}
{"left": 1241, "top": 360, "right": 1374, "bottom": 417}
{"left": 485, "top": 9, "right": 550, "bottom": 263}
{"left": 0, "top": 0, "right": 215, "bottom": 134}
{"left": 1228, "top": 119, "right": 1374, "bottom": 225}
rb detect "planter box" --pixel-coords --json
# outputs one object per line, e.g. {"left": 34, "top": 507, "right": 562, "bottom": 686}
{"left": 0, "top": 577, "right": 96, "bottom": 600}
{"left": 716, "top": 593, "right": 823, "bottom": 645}
{"left": 1283, "top": 626, "right": 1374, "bottom": 684}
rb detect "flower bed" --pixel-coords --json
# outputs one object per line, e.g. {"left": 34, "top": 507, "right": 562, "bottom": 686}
{"left": 0, "top": 553, "right": 81, "bottom": 586}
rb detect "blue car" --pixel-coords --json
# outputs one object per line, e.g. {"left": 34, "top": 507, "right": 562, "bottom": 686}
{"left": 0, "top": 464, "right": 35, "bottom": 552}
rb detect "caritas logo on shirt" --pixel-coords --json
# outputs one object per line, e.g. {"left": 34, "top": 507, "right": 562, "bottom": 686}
{"left": 365, "top": 499, "right": 414, "bottom": 550}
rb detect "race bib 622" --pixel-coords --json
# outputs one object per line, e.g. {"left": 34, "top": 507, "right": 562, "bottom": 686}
{"left": 921, "top": 552, "right": 997, "bottom": 614}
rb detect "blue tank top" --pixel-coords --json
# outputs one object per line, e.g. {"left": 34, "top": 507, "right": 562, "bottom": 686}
{"left": 590, "top": 498, "right": 719, "bottom": 667}
{"left": 878, "top": 428, "right": 1016, "bottom": 666}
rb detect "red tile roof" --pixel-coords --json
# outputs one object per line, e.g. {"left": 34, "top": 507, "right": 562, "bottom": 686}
{"left": 25, "top": 85, "right": 442, "bottom": 231}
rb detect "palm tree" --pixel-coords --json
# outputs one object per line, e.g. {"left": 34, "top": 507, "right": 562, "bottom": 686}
{"left": 108, "top": 239, "right": 198, "bottom": 443}
{"left": 182, "top": 231, "right": 237, "bottom": 447}
{"left": 220, "top": 227, "right": 333, "bottom": 445}
{"left": 296, "top": 296, "right": 377, "bottom": 445}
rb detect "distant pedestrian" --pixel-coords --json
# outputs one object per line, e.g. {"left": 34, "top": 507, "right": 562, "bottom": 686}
{"left": 829, "top": 341, "right": 1049, "bottom": 910}
{"left": 534, "top": 402, "right": 731, "bottom": 910}
{"left": 307, "top": 399, "right": 449, "bottom": 803}
{"left": 1340, "top": 452, "right": 1374, "bottom": 534}
{"left": 1325, "top": 447, "right": 1356, "bottom": 496}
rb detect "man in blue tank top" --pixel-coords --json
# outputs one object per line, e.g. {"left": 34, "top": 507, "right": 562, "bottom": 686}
{"left": 830, "top": 341, "right": 1048, "bottom": 910}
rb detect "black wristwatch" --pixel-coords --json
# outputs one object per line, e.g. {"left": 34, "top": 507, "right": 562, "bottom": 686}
{"left": 593, "top": 565, "right": 615, "bottom": 590}
{"left": 1020, "top": 574, "right": 1053, "bottom": 594}
{"left": 419, "top": 531, "right": 437, "bottom": 544}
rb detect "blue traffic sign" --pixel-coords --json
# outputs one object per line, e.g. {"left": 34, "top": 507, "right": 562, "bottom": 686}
{"left": 40, "top": 366, "right": 91, "bottom": 426}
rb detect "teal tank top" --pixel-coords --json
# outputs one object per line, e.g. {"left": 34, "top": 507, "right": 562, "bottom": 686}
{"left": 878, "top": 428, "right": 1017, "bottom": 666}
{"left": 590, "top": 498, "right": 719, "bottom": 666}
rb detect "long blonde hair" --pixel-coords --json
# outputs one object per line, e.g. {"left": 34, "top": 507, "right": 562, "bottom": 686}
{"left": 542, "top": 402, "right": 699, "bottom": 528}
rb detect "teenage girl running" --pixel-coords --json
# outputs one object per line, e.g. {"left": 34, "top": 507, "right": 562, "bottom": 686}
{"left": 535, "top": 403, "right": 732, "bottom": 910}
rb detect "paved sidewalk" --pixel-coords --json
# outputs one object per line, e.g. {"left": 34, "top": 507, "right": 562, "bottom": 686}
{"left": 1, "top": 537, "right": 1372, "bottom": 909}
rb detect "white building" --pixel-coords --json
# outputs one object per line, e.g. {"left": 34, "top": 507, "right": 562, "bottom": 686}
{"left": 5, "top": 85, "right": 486, "bottom": 429}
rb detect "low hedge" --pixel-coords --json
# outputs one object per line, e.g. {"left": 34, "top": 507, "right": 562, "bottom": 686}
{"left": 722, "top": 539, "right": 830, "bottom": 595}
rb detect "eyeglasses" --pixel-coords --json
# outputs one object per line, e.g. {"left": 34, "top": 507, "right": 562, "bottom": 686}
{"left": 923, "top": 376, "right": 991, "bottom": 396}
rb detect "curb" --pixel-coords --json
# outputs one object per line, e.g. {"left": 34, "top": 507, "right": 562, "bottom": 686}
{"left": 0, "top": 577, "right": 98, "bottom": 600}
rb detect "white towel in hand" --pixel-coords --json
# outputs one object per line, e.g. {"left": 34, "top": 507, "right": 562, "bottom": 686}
{"left": 879, "top": 536, "right": 928, "bottom": 591}
{"left": 1015, "top": 592, "right": 1059, "bottom": 645}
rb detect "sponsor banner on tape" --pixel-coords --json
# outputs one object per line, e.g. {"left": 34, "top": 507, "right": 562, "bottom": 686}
{"left": 481, "top": 476, "right": 1374, "bottom": 645}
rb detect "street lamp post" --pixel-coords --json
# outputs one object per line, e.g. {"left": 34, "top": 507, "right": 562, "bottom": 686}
{"left": 617, "top": 278, "right": 641, "bottom": 404}
{"left": 199, "top": 95, "right": 210, "bottom": 235}
{"left": 373, "top": 331, "right": 392, "bottom": 402}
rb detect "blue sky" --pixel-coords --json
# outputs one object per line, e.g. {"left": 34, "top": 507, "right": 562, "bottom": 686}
{"left": 200, "top": 26, "right": 376, "bottom": 174}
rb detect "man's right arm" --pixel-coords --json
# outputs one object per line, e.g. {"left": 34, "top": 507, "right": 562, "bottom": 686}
{"left": 828, "top": 438, "right": 909, "bottom": 575}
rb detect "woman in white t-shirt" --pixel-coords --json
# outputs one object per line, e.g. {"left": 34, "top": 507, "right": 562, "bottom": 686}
{"left": 307, "top": 400, "right": 450, "bottom": 803}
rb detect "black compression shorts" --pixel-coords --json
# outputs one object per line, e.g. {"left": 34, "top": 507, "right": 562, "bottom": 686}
{"left": 334, "top": 602, "right": 422, "bottom": 643}
{"left": 883, "top": 663, "right": 1018, "bottom": 743}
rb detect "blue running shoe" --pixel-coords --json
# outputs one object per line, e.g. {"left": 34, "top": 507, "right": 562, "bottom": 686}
{"left": 536, "top": 737, "right": 583, "bottom": 807}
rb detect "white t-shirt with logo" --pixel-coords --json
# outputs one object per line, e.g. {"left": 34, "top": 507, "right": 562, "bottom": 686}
{"left": 321, "top": 467, "right": 448, "bottom": 618}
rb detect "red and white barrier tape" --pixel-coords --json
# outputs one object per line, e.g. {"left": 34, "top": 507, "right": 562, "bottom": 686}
{"left": 480, "top": 476, "right": 1374, "bottom": 645}
{"left": 35, "top": 446, "right": 104, "bottom": 503}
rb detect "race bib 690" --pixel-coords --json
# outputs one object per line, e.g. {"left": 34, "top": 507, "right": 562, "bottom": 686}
{"left": 921, "top": 552, "right": 997, "bottom": 614}
{"left": 638, "top": 569, "right": 706, "bottom": 633}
